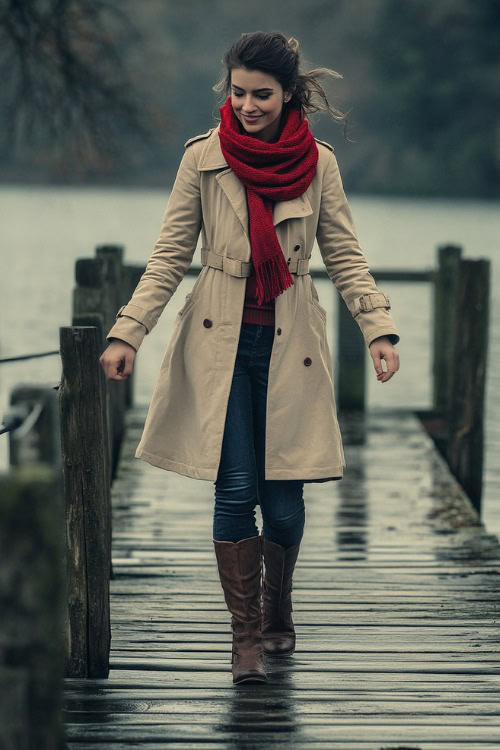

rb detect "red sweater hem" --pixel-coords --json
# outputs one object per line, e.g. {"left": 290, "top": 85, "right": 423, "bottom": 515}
{"left": 242, "top": 306, "right": 275, "bottom": 326}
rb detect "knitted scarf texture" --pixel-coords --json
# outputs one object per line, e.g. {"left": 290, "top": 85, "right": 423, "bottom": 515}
{"left": 218, "top": 96, "right": 319, "bottom": 306}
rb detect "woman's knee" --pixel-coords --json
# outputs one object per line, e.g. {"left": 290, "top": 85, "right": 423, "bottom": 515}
{"left": 262, "top": 502, "right": 305, "bottom": 547}
{"left": 264, "top": 504, "right": 305, "bottom": 533}
{"left": 260, "top": 484, "right": 305, "bottom": 533}
{"left": 214, "top": 471, "right": 259, "bottom": 515}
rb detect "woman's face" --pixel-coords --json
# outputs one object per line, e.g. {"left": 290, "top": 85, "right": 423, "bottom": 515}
{"left": 230, "top": 68, "right": 291, "bottom": 142}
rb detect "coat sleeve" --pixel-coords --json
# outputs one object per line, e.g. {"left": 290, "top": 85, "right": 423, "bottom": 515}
{"left": 105, "top": 144, "right": 202, "bottom": 351}
{"left": 316, "top": 151, "right": 400, "bottom": 348}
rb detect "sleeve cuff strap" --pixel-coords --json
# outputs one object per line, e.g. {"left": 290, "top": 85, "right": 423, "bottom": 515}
{"left": 350, "top": 292, "right": 391, "bottom": 317}
{"left": 116, "top": 303, "right": 155, "bottom": 332}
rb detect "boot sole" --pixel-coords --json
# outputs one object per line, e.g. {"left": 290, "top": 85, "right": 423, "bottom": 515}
{"left": 264, "top": 647, "right": 295, "bottom": 656}
{"left": 233, "top": 674, "right": 269, "bottom": 684}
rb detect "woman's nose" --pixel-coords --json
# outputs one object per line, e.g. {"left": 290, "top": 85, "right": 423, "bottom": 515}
{"left": 242, "top": 96, "right": 256, "bottom": 112}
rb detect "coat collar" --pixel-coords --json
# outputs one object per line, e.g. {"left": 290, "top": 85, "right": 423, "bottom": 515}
{"left": 197, "top": 124, "right": 227, "bottom": 170}
{"left": 197, "top": 124, "right": 313, "bottom": 232}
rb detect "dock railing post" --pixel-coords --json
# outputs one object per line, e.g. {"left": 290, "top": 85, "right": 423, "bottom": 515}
{"left": 433, "top": 244, "right": 463, "bottom": 415}
{"left": 336, "top": 291, "right": 366, "bottom": 411}
{"left": 0, "top": 464, "right": 66, "bottom": 750}
{"left": 59, "top": 325, "right": 111, "bottom": 678}
{"left": 95, "top": 244, "right": 137, "bottom": 410}
{"left": 8, "top": 385, "right": 61, "bottom": 471}
{"left": 121, "top": 262, "right": 144, "bottom": 407}
{"left": 446, "top": 258, "right": 490, "bottom": 513}
{"left": 73, "top": 248, "right": 126, "bottom": 476}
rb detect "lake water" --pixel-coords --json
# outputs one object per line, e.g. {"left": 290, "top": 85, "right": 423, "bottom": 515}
{"left": 1, "top": 185, "right": 499, "bottom": 535}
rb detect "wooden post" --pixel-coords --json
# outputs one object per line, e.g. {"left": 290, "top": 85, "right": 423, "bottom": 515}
{"left": 336, "top": 292, "right": 366, "bottom": 411}
{"left": 446, "top": 259, "right": 490, "bottom": 513}
{"left": 8, "top": 385, "right": 61, "bottom": 471}
{"left": 74, "top": 257, "right": 118, "bottom": 331}
{"left": 0, "top": 464, "right": 66, "bottom": 750}
{"left": 433, "top": 244, "right": 462, "bottom": 414}
{"left": 59, "top": 326, "right": 111, "bottom": 677}
{"left": 96, "top": 243, "right": 124, "bottom": 263}
{"left": 122, "top": 263, "right": 145, "bottom": 408}
{"left": 72, "top": 313, "right": 113, "bottom": 472}
{"left": 73, "top": 255, "right": 126, "bottom": 476}
{"left": 97, "top": 246, "right": 135, "bottom": 411}
{"left": 95, "top": 245, "right": 125, "bottom": 331}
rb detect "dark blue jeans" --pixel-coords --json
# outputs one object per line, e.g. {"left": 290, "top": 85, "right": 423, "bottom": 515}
{"left": 213, "top": 322, "right": 305, "bottom": 548}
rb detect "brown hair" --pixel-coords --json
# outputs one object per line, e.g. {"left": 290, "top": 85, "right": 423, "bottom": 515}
{"left": 213, "top": 31, "right": 349, "bottom": 138}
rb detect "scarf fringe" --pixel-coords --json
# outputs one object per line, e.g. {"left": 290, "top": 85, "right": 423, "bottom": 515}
{"left": 254, "top": 252, "right": 295, "bottom": 307}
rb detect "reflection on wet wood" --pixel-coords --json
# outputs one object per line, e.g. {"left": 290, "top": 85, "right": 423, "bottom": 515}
{"left": 63, "top": 407, "right": 500, "bottom": 748}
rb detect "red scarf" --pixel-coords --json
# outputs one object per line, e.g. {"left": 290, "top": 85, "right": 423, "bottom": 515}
{"left": 218, "top": 96, "right": 318, "bottom": 306}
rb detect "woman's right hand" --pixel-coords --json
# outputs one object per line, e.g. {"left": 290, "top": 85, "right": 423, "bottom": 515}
{"left": 99, "top": 339, "right": 136, "bottom": 381}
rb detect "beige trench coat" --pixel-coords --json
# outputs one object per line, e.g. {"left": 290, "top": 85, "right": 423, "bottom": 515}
{"left": 106, "top": 124, "right": 400, "bottom": 482}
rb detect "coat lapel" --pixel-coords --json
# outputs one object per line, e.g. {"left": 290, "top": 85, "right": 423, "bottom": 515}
{"left": 215, "top": 169, "right": 249, "bottom": 236}
{"left": 198, "top": 125, "right": 314, "bottom": 237}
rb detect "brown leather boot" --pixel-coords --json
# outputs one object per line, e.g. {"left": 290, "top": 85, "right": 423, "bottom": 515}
{"left": 213, "top": 535, "right": 268, "bottom": 684}
{"left": 261, "top": 536, "right": 301, "bottom": 656}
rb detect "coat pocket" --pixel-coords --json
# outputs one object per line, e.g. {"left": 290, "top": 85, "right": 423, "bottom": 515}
{"left": 307, "top": 278, "right": 327, "bottom": 325}
{"left": 178, "top": 292, "right": 197, "bottom": 317}
{"left": 176, "top": 266, "right": 206, "bottom": 318}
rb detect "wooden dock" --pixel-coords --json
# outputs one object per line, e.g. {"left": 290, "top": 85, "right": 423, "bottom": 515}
{"left": 62, "top": 406, "right": 500, "bottom": 749}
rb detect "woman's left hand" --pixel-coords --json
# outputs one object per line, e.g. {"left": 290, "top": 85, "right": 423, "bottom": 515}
{"left": 369, "top": 336, "right": 400, "bottom": 383}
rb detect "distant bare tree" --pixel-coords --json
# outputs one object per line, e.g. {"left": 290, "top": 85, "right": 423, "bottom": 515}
{"left": 0, "top": 0, "right": 155, "bottom": 170}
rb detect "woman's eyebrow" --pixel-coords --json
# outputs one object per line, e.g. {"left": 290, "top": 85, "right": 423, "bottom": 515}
{"left": 231, "top": 85, "right": 274, "bottom": 92}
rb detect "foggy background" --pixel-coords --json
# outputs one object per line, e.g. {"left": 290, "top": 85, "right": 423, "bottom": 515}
{"left": 1, "top": 0, "right": 498, "bottom": 197}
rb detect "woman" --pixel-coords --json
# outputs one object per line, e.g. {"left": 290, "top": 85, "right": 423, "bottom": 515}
{"left": 100, "top": 31, "right": 400, "bottom": 685}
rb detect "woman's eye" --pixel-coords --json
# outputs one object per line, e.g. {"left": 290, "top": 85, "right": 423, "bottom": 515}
{"left": 232, "top": 92, "right": 270, "bottom": 100}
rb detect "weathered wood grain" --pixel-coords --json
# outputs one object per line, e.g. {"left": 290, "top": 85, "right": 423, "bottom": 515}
{"left": 447, "top": 258, "right": 491, "bottom": 510}
{"left": 59, "top": 326, "right": 112, "bottom": 678}
{"left": 58, "top": 744, "right": 500, "bottom": 750}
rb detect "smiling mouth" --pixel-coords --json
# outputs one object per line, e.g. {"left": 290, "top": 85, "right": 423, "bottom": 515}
{"left": 242, "top": 114, "right": 262, "bottom": 122}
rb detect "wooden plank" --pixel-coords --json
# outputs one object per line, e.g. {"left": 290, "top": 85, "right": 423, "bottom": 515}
{"left": 65, "top": 668, "right": 500, "bottom": 688}
{"left": 63, "top": 697, "right": 500, "bottom": 713}
{"left": 64, "top": 744, "right": 500, "bottom": 750}
{"left": 109, "top": 648, "right": 500, "bottom": 662}
{"left": 63, "top": 687, "right": 500, "bottom": 701}
{"left": 62, "top": 722, "right": 500, "bottom": 743}
{"left": 65, "top": 744, "right": 500, "bottom": 750}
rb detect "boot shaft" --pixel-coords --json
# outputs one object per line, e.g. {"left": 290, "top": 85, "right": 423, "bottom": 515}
{"left": 213, "top": 534, "right": 268, "bottom": 684}
{"left": 262, "top": 537, "right": 301, "bottom": 615}
{"left": 213, "top": 534, "right": 263, "bottom": 622}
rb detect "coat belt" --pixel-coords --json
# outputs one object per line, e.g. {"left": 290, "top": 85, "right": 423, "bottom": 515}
{"left": 201, "top": 247, "right": 310, "bottom": 277}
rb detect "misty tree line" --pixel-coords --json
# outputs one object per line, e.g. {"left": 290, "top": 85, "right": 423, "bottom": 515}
{"left": 0, "top": 0, "right": 498, "bottom": 197}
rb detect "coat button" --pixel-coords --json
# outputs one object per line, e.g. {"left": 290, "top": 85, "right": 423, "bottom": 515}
{"left": 277, "top": 327, "right": 282, "bottom": 335}
{"left": 294, "top": 244, "right": 300, "bottom": 251}
{"left": 304, "top": 357, "right": 312, "bottom": 366}
{"left": 203, "top": 318, "right": 212, "bottom": 328}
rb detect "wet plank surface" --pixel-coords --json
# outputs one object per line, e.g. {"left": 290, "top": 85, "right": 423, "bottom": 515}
{"left": 63, "top": 406, "right": 500, "bottom": 749}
